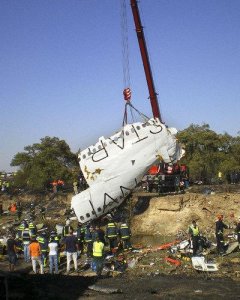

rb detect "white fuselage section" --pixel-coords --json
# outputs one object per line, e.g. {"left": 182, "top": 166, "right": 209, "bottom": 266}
{"left": 71, "top": 118, "right": 184, "bottom": 223}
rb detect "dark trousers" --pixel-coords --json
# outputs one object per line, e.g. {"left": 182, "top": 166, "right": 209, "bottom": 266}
{"left": 78, "top": 241, "right": 84, "bottom": 253}
{"left": 86, "top": 242, "right": 93, "bottom": 257}
{"left": 41, "top": 251, "right": 47, "bottom": 267}
{"left": 216, "top": 233, "right": 225, "bottom": 254}
{"left": 121, "top": 238, "right": 132, "bottom": 251}
{"left": 192, "top": 236, "right": 199, "bottom": 255}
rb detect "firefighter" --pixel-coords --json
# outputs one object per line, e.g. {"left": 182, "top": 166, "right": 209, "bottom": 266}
{"left": 28, "top": 219, "right": 37, "bottom": 238}
{"left": 95, "top": 225, "right": 105, "bottom": 245}
{"left": 188, "top": 220, "right": 200, "bottom": 256}
{"left": 215, "top": 214, "right": 229, "bottom": 255}
{"left": 119, "top": 222, "right": 132, "bottom": 251}
{"left": 106, "top": 220, "right": 119, "bottom": 254}
{"left": 76, "top": 222, "right": 85, "bottom": 254}
{"left": 17, "top": 220, "right": 27, "bottom": 240}
{"left": 84, "top": 224, "right": 94, "bottom": 257}
{"left": 37, "top": 232, "right": 48, "bottom": 267}
{"left": 62, "top": 219, "right": 73, "bottom": 238}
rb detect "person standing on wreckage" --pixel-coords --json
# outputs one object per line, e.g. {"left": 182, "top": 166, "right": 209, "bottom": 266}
{"left": 92, "top": 234, "right": 105, "bottom": 278}
{"left": 64, "top": 228, "right": 79, "bottom": 274}
{"left": 188, "top": 220, "right": 200, "bottom": 256}
{"left": 215, "top": 214, "right": 230, "bottom": 255}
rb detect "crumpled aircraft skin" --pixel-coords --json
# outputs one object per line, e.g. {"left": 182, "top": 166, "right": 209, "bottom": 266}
{"left": 71, "top": 118, "right": 184, "bottom": 223}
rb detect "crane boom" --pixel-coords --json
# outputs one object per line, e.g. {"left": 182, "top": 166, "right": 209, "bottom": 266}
{"left": 130, "top": 0, "right": 162, "bottom": 122}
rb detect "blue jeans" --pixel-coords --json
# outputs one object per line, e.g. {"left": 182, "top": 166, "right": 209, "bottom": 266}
{"left": 93, "top": 256, "right": 103, "bottom": 276}
{"left": 49, "top": 255, "right": 58, "bottom": 274}
{"left": 23, "top": 243, "right": 30, "bottom": 262}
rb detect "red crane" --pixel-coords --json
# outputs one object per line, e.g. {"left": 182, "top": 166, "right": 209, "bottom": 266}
{"left": 130, "top": 0, "right": 162, "bottom": 122}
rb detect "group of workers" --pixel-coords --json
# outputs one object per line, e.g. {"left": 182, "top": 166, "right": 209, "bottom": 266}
{"left": 76, "top": 220, "right": 132, "bottom": 256}
{"left": 6, "top": 215, "right": 132, "bottom": 276}
{"left": 188, "top": 214, "right": 240, "bottom": 256}
{"left": 8, "top": 219, "right": 60, "bottom": 274}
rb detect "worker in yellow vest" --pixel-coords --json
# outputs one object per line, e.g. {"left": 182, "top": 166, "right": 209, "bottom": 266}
{"left": 188, "top": 220, "right": 200, "bottom": 256}
{"left": 92, "top": 235, "right": 104, "bottom": 277}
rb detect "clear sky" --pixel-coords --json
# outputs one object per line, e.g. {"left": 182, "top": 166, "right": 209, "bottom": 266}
{"left": 1, "top": 0, "right": 240, "bottom": 172}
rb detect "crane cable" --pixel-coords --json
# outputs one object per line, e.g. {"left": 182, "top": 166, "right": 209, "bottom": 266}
{"left": 120, "top": 0, "right": 131, "bottom": 91}
{"left": 120, "top": 0, "right": 135, "bottom": 125}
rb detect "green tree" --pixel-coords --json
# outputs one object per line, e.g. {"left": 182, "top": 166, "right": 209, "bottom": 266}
{"left": 11, "top": 136, "right": 79, "bottom": 190}
{"left": 177, "top": 124, "right": 240, "bottom": 183}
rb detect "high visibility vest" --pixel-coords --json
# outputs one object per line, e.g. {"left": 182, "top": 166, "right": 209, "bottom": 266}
{"left": 77, "top": 226, "right": 85, "bottom": 241}
{"left": 84, "top": 229, "right": 92, "bottom": 243}
{"left": 29, "top": 223, "right": 36, "bottom": 236}
{"left": 63, "top": 225, "right": 72, "bottom": 237}
{"left": 29, "top": 223, "right": 35, "bottom": 230}
{"left": 106, "top": 223, "right": 118, "bottom": 238}
{"left": 93, "top": 241, "right": 104, "bottom": 257}
{"left": 190, "top": 225, "right": 199, "bottom": 236}
{"left": 18, "top": 224, "right": 25, "bottom": 231}
{"left": 120, "top": 225, "right": 131, "bottom": 239}
{"left": 37, "top": 236, "right": 48, "bottom": 251}
{"left": 22, "top": 229, "right": 30, "bottom": 244}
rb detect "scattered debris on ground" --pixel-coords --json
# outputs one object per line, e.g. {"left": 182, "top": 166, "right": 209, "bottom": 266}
{"left": 0, "top": 186, "right": 240, "bottom": 299}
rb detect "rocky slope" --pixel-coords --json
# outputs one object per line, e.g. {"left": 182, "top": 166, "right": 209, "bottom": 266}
{"left": 131, "top": 190, "right": 240, "bottom": 237}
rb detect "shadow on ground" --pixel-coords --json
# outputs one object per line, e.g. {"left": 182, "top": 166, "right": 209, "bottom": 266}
{"left": 1, "top": 272, "right": 95, "bottom": 300}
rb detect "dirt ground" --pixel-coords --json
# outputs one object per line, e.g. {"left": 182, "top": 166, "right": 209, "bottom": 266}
{"left": 1, "top": 251, "right": 240, "bottom": 300}
{"left": 0, "top": 185, "right": 240, "bottom": 299}
{"left": 1, "top": 266, "right": 240, "bottom": 300}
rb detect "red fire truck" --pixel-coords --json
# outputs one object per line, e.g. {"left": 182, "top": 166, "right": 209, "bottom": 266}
{"left": 142, "top": 163, "right": 189, "bottom": 194}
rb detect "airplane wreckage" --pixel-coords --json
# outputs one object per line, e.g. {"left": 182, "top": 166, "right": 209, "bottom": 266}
{"left": 71, "top": 0, "right": 185, "bottom": 223}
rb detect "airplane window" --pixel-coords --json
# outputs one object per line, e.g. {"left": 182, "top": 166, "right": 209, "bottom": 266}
{"left": 92, "top": 211, "right": 96, "bottom": 215}
{"left": 98, "top": 145, "right": 102, "bottom": 150}
{"left": 103, "top": 143, "right": 107, "bottom": 147}
{"left": 136, "top": 126, "right": 140, "bottom": 130}
{"left": 142, "top": 124, "right": 146, "bottom": 128}
{"left": 80, "top": 216, "right": 84, "bottom": 221}
{"left": 82, "top": 154, "right": 86, "bottom": 159}
{"left": 92, "top": 148, "right": 96, "bottom": 153}
{"left": 97, "top": 207, "right": 102, "bottom": 212}
{"left": 131, "top": 128, "right": 135, "bottom": 132}
{"left": 125, "top": 131, "right": 129, "bottom": 135}
{"left": 86, "top": 213, "right": 90, "bottom": 218}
